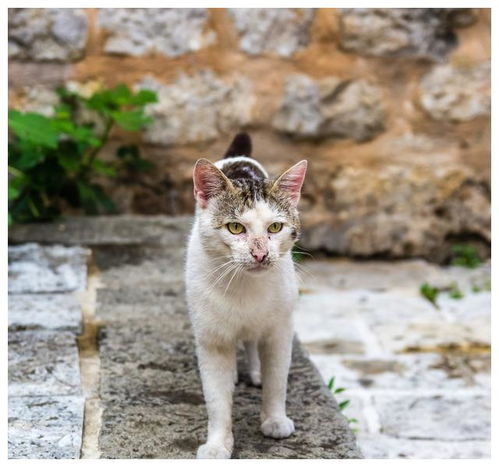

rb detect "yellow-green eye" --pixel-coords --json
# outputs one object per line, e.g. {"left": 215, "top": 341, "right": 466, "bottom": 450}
{"left": 268, "top": 222, "right": 283, "bottom": 233}
{"left": 227, "top": 222, "right": 245, "bottom": 235}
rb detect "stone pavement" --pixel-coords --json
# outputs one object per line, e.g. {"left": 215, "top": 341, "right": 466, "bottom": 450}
{"left": 8, "top": 216, "right": 361, "bottom": 459}
{"left": 294, "top": 259, "right": 491, "bottom": 458}
{"left": 8, "top": 243, "right": 89, "bottom": 459}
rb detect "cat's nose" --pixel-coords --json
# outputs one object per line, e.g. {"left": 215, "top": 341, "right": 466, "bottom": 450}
{"left": 251, "top": 250, "right": 268, "bottom": 263}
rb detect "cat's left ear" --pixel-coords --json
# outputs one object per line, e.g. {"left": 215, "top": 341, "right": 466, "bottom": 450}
{"left": 193, "top": 158, "right": 233, "bottom": 209}
{"left": 272, "top": 160, "right": 308, "bottom": 207}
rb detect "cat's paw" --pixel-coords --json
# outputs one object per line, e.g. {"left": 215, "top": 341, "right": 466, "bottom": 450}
{"left": 261, "top": 416, "right": 295, "bottom": 439}
{"left": 196, "top": 443, "right": 231, "bottom": 459}
{"left": 249, "top": 371, "right": 261, "bottom": 387}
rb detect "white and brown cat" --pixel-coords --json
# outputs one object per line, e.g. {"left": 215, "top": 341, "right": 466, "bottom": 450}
{"left": 185, "top": 133, "right": 307, "bottom": 459}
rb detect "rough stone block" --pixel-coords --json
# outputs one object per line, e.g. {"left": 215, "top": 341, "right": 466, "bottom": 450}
{"left": 419, "top": 62, "right": 490, "bottom": 122}
{"left": 374, "top": 394, "right": 490, "bottom": 441}
{"left": 8, "top": 243, "right": 89, "bottom": 294}
{"left": 9, "top": 215, "right": 193, "bottom": 248}
{"left": 310, "top": 353, "right": 490, "bottom": 391}
{"left": 295, "top": 313, "right": 366, "bottom": 355}
{"left": 8, "top": 395, "right": 84, "bottom": 459}
{"left": 98, "top": 329, "right": 362, "bottom": 458}
{"left": 300, "top": 163, "right": 490, "bottom": 260}
{"left": 9, "top": 8, "right": 87, "bottom": 61}
{"left": 358, "top": 434, "right": 490, "bottom": 458}
{"left": 8, "top": 331, "right": 82, "bottom": 397}
{"left": 9, "top": 293, "right": 82, "bottom": 333}
{"left": 228, "top": 8, "right": 314, "bottom": 57}
{"left": 272, "top": 74, "right": 385, "bottom": 142}
{"left": 339, "top": 8, "right": 476, "bottom": 61}
{"left": 97, "top": 8, "right": 215, "bottom": 57}
{"left": 138, "top": 72, "right": 254, "bottom": 146}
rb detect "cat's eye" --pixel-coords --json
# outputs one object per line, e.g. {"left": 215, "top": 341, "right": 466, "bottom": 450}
{"left": 268, "top": 222, "right": 283, "bottom": 233}
{"left": 227, "top": 222, "right": 245, "bottom": 235}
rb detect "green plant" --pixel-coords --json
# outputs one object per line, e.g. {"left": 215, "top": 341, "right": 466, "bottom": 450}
{"left": 8, "top": 84, "right": 157, "bottom": 225}
{"left": 327, "top": 377, "right": 358, "bottom": 430}
{"left": 449, "top": 282, "right": 464, "bottom": 300}
{"left": 471, "top": 278, "right": 491, "bottom": 293}
{"left": 291, "top": 244, "right": 312, "bottom": 263}
{"left": 420, "top": 282, "right": 440, "bottom": 308}
{"left": 451, "top": 244, "right": 482, "bottom": 269}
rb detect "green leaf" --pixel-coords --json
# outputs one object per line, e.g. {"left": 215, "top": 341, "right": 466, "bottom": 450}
{"left": 130, "top": 89, "right": 158, "bottom": 105}
{"left": 77, "top": 182, "right": 115, "bottom": 214}
{"left": 449, "top": 283, "right": 464, "bottom": 300}
{"left": 327, "top": 377, "right": 335, "bottom": 390}
{"left": 334, "top": 387, "right": 346, "bottom": 394}
{"left": 110, "top": 110, "right": 152, "bottom": 131}
{"left": 8, "top": 212, "right": 13, "bottom": 226}
{"left": 91, "top": 159, "right": 117, "bottom": 177}
{"left": 420, "top": 283, "right": 440, "bottom": 308}
{"left": 8, "top": 110, "right": 59, "bottom": 148}
{"left": 52, "top": 119, "right": 101, "bottom": 147}
{"left": 8, "top": 184, "right": 20, "bottom": 200}
{"left": 57, "top": 151, "right": 82, "bottom": 173}
{"left": 451, "top": 244, "right": 482, "bottom": 269}
{"left": 86, "top": 84, "right": 132, "bottom": 112}
{"left": 110, "top": 84, "right": 133, "bottom": 105}
{"left": 338, "top": 400, "right": 350, "bottom": 411}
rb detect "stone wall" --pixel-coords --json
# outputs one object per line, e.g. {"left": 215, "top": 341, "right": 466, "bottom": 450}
{"left": 8, "top": 8, "right": 491, "bottom": 261}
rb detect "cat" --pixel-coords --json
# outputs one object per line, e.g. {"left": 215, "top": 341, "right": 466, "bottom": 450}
{"left": 185, "top": 133, "right": 307, "bottom": 459}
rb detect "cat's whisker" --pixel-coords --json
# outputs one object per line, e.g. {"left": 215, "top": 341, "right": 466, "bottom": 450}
{"left": 203, "top": 260, "right": 236, "bottom": 279}
{"left": 212, "top": 262, "right": 239, "bottom": 288}
{"left": 223, "top": 264, "right": 243, "bottom": 297}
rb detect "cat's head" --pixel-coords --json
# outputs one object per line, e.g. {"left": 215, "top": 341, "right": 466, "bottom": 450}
{"left": 192, "top": 152, "right": 307, "bottom": 274}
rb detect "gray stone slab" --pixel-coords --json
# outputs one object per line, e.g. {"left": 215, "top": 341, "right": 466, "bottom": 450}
{"left": 9, "top": 331, "right": 82, "bottom": 397}
{"left": 98, "top": 332, "right": 361, "bottom": 459}
{"left": 228, "top": 9, "right": 314, "bottom": 57}
{"left": 310, "top": 353, "right": 490, "bottom": 391}
{"left": 8, "top": 395, "right": 85, "bottom": 459}
{"left": 9, "top": 293, "right": 82, "bottom": 332}
{"left": 9, "top": 215, "right": 193, "bottom": 248}
{"left": 93, "top": 245, "right": 186, "bottom": 297}
{"left": 98, "top": 9, "right": 213, "bottom": 57}
{"left": 294, "top": 293, "right": 367, "bottom": 354}
{"left": 95, "top": 251, "right": 361, "bottom": 458}
{"left": 8, "top": 243, "right": 89, "bottom": 293}
{"left": 375, "top": 394, "right": 490, "bottom": 441}
{"left": 357, "top": 434, "right": 490, "bottom": 459}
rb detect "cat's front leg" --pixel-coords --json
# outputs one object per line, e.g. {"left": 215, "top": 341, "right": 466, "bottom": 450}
{"left": 196, "top": 340, "right": 236, "bottom": 459}
{"left": 259, "top": 320, "right": 295, "bottom": 439}
{"left": 244, "top": 340, "right": 261, "bottom": 386}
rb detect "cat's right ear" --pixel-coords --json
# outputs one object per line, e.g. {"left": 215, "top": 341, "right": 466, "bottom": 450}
{"left": 193, "top": 159, "right": 233, "bottom": 209}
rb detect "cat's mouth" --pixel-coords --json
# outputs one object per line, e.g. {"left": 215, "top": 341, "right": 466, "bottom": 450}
{"left": 246, "top": 263, "right": 272, "bottom": 273}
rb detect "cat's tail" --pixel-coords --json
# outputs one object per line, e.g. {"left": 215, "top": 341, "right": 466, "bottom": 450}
{"left": 224, "top": 132, "right": 252, "bottom": 158}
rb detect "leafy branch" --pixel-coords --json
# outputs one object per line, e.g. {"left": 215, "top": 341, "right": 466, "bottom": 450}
{"left": 8, "top": 84, "right": 157, "bottom": 225}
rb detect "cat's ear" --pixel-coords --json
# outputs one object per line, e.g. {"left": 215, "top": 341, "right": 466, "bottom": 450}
{"left": 193, "top": 158, "right": 233, "bottom": 209}
{"left": 272, "top": 160, "right": 308, "bottom": 207}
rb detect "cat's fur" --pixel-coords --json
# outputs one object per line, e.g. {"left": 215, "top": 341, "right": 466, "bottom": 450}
{"left": 185, "top": 133, "right": 307, "bottom": 459}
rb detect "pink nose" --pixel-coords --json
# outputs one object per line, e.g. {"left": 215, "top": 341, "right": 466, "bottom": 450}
{"left": 251, "top": 250, "right": 268, "bottom": 263}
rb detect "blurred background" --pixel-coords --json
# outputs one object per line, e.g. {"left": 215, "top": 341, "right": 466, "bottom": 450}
{"left": 8, "top": 7, "right": 490, "bottom": 262}
{"left": 8, "top": 8, "right": 491, "bottom": 460}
